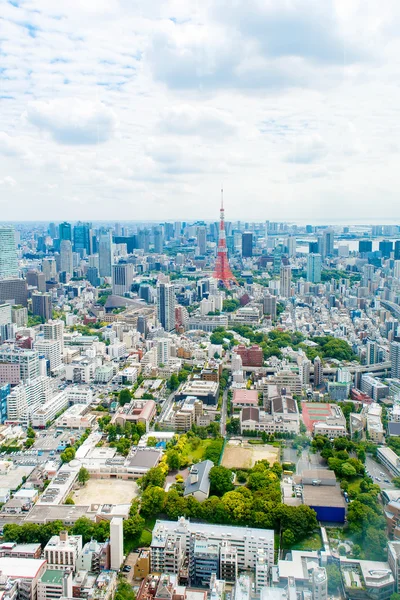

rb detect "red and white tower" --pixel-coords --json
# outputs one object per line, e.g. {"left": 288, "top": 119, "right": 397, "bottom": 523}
{"left": 214, "top": 189, "right": 238, "bottom": 288}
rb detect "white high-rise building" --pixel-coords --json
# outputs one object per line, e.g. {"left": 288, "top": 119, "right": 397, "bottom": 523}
{"left": 0, "top": 226, "right": 18, "bottom": 278}
{"left": 157, "top": 338, "right": 171, "bottom": 366}
{"left": 0, "top": 303, "right": 11, "bottom": 326}
{"left": 34, "top": 340, "right": 62, "bottom": 372}
{"left": 197, "top": 226, "right": 207, "bottom": 255}
{"left": 60, "top": 240, "right": 73, "bottom": 275}
{"left": 43, "top": 319, "right": 65, "bottom": 352}
{"left": 157, "top": 282, "right": 176, "bottom": 332}
{"left": 285, "top": 236, "right": 296, "bottom": 257}
{"left": 279, "top": 265, "right": 292, "bottom": 298}
{"left": 110, "top": 517, "right": 124, "bottom": 571}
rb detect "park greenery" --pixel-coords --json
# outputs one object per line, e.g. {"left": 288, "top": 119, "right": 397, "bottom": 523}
{"left": 137, "top": 459, "right": 317, "bottom": 547}
{"left": 313, "top": 435, "right": 387, "bottom": 560}
{"left": 210, "top": 325, "right": 356, "bottom": 362}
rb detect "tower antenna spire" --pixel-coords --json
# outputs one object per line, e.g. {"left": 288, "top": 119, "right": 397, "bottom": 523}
{"left": 221, "top": 186, "right": 224, "bottom": 210}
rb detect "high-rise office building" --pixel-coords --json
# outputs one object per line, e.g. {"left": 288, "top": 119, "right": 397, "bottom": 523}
{"left": 48, "top": 222, "right": 57, "bottom": 239}
{"left": 0, "top": 226, "right": 18, "bottom": 278}
{"left": 307, "top": 253, "right": 322, "bottom": 283}
{"left": 309, "top": 241, "right": 319, "bottom": 254}
{"left": 157, "top": 282, "right": 176, "bottom": 332}
{"left": 359, "top": 240, "right": 372, "bottom": 254}
{"left": 394, "top": 261, "right": 400, "bottom": 280}
{"left": 99, "top": 231, "right": 112, "bottom": 277}
{"left": 273, "top": 245, "right": 282, "bottom": 275}
{"left": 0, "top": 278, "right": 28, "bottom": 307}
{"left": 32, "top": 292, "right": 52, "bottom": 321}
{"left": 59, "top": 222, "right": 72, "bottom": 241}
{"left": 280, "top": 265, "right": 291, "bottom": 298}
{"left": 285, "top": 236, "right": 296, "bottom": 257}
{"left": 379, "top": 239, "right": 393, "bottom": 258}
{"left": 26, "top": 270, "right": 46, "bottom": 293}
{"left": 391, "top": 341, "right": 400, "bottom": 379}
{"left": 263, "top": 293, "right": 277, "bottom": 319}
{"left": 153, "top": 228, "right": 164, "bottom": 254}
{"left": 323, "top": 228, "right": 334, "bottom": 257}
{"left": 395, "top": 241, "right": 400, "bottom": 261}
{"left": 73, "top": 222, "right": 91, "bottom": 256}
{"left": 112, "top": 263, "right": 134, "bottom": 296}
{"left": 86, "top": 267, "right": 99, "bottom": 287}
{"left": 60, "top": 240, "right": 73, "bottom": 275}
{"left": 242, "top": 232, "right": 253, "bottom": 258}
{"left": 197, "top": 226, "right": 207, "bottom": 255}
{"left": 42, "top": 258, "right": 57, "bottom": 281}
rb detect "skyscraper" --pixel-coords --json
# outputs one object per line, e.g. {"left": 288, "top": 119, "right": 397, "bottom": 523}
{"left": 359, "top": 240, "right": 372, "bottom": 254}
{"left": 153, "top": 228, "right": 164, "bottom": 253}
{"left": 279, "top": 265, "right": 291, "bottom": 298}
{"left": 307, "top": 253, "right": 322, "bottom": 283}
{"left": 197, "top": 226, "right": 207, "bottom": 255}
{"left": 0, "top": 226, "right": 18, "bottom": 278}
{"left": 242, "top": 232, "right": 253, "bottom": 258}
{"left": 314, "top": 356, "right": 322, "bottom": 387}
{"left": 59, "top": 222, "right": 72, "bottom": 241}
{"left": 379, "top": 239, "right": 393, "bottom": 258}
{"left": 43, "top": 319, "right": 65, "bottom": 352}
{"left": 32, "top": 292, "right": 52, "bottom": 321}
{"left": 73, "top": 222, "right": 91, "bottom": 256}
{"left": 391, "top": 341, "right": 400, "bottom": 380}
{"left": 112, "top": 263, "right": 134, "bottom": 296}
{"left": 60, "top": 240, "right": 73, "bottom": 275}
{"left": 99, "top": 231, "right": 112, "bottom": 277}
{"left": 323, "top": 228, "right": 334, "bottom": 257}
{"left": 285, "top": 236, "right": 296, "bottom": 257}
{"left": 157, "top": 282, "right": 176, "bottom": 332}
{"left": 395, "top": 240, "right": 400, "bottom": 261}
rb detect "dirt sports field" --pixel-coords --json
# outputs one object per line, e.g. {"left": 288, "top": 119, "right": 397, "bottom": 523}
{"left": 221, "top": 440, "right": 280, "bottom": 470}
{"left": 72, "top": 479, "right": 139, "bottom": 505}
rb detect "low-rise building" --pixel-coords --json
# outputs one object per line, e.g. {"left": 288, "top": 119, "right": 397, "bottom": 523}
{"left": 378, "top": 447, "right": 400, "bottom": 478}
{"left": 184, "top": 461, "right": 213, "bottom": 502}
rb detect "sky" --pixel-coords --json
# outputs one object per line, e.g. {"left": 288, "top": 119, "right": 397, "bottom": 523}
{"left": 1, "top": 0, "right": 400, "bottom": 222}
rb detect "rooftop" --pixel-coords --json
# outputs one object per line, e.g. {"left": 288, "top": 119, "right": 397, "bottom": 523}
{"left": 40, "top": 569, "right": 65, "bottom": 585}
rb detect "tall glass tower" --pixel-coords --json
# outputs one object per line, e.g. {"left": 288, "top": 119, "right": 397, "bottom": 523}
{"left": 0, "top": 226, "right": 18, "bottom": 278}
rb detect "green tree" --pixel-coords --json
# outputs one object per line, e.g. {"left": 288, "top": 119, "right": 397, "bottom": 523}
{"left": 282, "top": 529, "right": 295, "bottom": 547}
{"left": 140, "top": 486, "right": 166, "bottom": 517}
{"left": 392, "top": 477, "right": 400, "bottom": 489}
{"left": 168, "top": 374, "right": 180, "bottom": 391}
{"left": 77, "top": 466, "right": 90, "bottom": 486}
{"left": 147, "top": 436, "right": 157, "bottom": 447}
{"left": 27, "top": 427, "right": 36, "bottom": 439}
{"left": 209, "top": 466, "right": 234, "bottom": 496}
{"left": 340, "top": 462, "right": 357, "bottom": 478}
{"left": 138, "top": 466, "right": 166, "bottom": 491}
{"left": 166, "top": 450, "right": 181, "bottom": 471}
{"left": 326, "top": 563, "right": 342, "bottom": 594}
{"left": 60, "top": 447, "right": 76, "bottom": 463}
{"left": 119, "top": 388, "right": 132, "bottom": 406}
{"left": 64, "top": 496, "right": 75, "bottom": 505}
{"left": 115, "top": 580, "right": 135, "bottom": 600}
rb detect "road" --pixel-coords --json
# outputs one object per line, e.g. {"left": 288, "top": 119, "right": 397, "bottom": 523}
{"left": 220, "top": 389, "right": 228, "bottom": 436}
{"left": 155, "top": 390, "right": 176, "bottom": 425}
{"left": 365, "top": 455, "right": 395, "bottom": 490}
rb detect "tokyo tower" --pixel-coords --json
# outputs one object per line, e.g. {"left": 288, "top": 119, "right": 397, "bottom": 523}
{"left": 214, "top": 189, "right": 238, "bottom": 288}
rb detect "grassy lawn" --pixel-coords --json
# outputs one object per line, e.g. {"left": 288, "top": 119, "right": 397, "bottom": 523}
{"left": 183, "top": 438, "right": 214, "bottom": 463}
{"left": 347, "top": 477, "right": 362, "bottom": 495}
{"left": 288, "top": 531, "right": 323, "bottom": 551}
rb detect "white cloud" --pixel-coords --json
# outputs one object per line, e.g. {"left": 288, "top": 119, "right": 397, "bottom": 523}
{"left": 0, "top": 0, "right": 400, "bottom": 220}
{"left": 26, "top": 99, "right": 117, "bottom": 144}
{"left": 0, "top": 176, "right": 17, "bottom": 187}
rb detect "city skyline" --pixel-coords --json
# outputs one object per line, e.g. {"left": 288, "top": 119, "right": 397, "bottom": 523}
{"left": 2, "top": 1, "right": 400, "bottom": 220}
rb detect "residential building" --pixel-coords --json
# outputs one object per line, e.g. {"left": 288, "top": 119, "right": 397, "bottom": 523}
{"left": 37, "top": 569, "right": 73, "bottom": 600}
{"left": 34, "top": 340, "right": 62, "bottom": 373}
{"left": 60, "top": 240, "right": 73, "bottom": 275}
{"left": 0, "top": 347, "right": 39, "bottom": 384}
{"left": 44, "top": 531, "right": 82, "bottom": 571}
{"left": 110, "top": 517, "right": 124, "bottom": 571}
{"left": 43, "top": 319, "right": 64, "bottom": 352}
{"left": 280, "top": 265, "right": 292, "bottom": 298}
{"left": 234, "top": 345, "right": 263, "bottom": 368}
{"left": 157, "top": 282, "right": 176, "bottom": 332}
